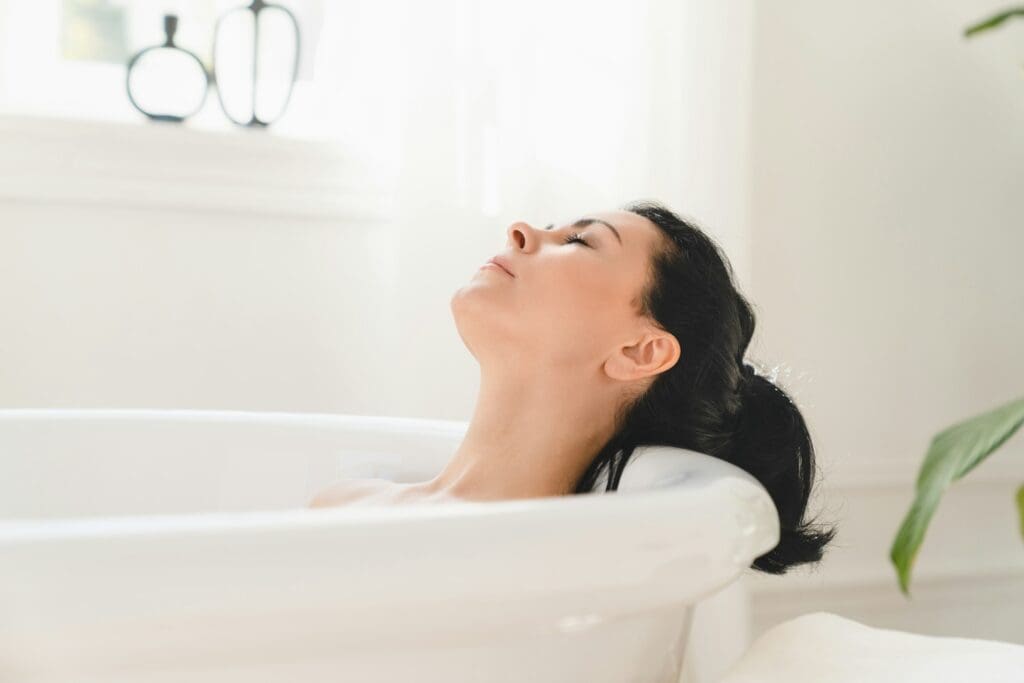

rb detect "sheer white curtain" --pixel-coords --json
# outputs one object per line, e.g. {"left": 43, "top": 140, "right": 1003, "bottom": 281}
{"left": 299, "top": 0, "right": 753, "bottom": 259}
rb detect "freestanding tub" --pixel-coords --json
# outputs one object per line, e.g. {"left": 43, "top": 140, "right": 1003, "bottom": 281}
{"left": 0, "top": 409, "right": 779, "bottom": 683}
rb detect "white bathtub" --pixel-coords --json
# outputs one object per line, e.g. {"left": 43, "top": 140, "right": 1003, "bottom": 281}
{"left": 0, "top": 409, "right": 779, "bottom": 683}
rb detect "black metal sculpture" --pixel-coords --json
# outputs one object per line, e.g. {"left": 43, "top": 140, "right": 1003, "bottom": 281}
{"left": 125, "top": 15, "right": 210, "bottom": 123}
{"left": 211, "top": 0, "right": 301, "bottom": 128}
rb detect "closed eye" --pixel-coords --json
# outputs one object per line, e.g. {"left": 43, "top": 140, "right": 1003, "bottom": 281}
{"left": 562, "top": 232, "right": 592, "bottom": 247}
{"left": 543, "top": 223, "right": 593, "bottom": 248}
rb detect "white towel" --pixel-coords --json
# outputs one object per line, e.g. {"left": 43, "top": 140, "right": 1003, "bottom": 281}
{"left": 716, "top": 612, "right": 1024, "bottom": 683}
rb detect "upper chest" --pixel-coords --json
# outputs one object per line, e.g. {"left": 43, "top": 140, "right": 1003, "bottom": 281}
{"left": 311, "top": 478, "right": 418, "bottom": 508}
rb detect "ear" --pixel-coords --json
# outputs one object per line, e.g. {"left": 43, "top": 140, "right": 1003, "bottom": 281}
{"left": 604, "top": 331, "right": 680, "bottom": 382}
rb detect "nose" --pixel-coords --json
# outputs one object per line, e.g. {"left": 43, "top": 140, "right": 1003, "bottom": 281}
{"left": 506, "top": 220, "right": 533, "bottom": 250}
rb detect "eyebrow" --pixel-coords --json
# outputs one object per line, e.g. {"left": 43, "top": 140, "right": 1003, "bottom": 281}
{"left": 544, "top": 217, "right": 623, "bottom": 245}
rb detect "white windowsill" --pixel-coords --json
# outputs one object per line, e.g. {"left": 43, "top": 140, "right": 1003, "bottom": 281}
{"left": 0, "top": 114, "right": 394, "bottom": 220}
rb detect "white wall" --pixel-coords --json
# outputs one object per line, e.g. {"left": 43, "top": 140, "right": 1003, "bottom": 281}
{"left": 0, "top": 117, "right": 414, "bottom": 415}
{"left": 744, "top": 0, "right": 1024, "bottom": 645}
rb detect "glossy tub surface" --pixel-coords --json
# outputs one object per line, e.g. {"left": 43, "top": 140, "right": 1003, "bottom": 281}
{"left": 0, "top": 409, "right": 779, "bottom": 683}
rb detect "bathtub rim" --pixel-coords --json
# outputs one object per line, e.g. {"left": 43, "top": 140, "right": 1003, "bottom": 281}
{"left": 0, "top": 407, "right": 781, "bottom": 568}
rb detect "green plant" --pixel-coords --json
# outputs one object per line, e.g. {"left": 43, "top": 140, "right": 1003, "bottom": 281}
{"left": 888, "top": 5, "right": 1024, "bottom": 600}
{"left": 889, "top": 396, "right": 1024, "bottom": 596}
{"left": 964, "top": 5, "right": 1024, "bottom": 70}
{"left": 963, "top": 6, "right": 1024, "bottom": 38}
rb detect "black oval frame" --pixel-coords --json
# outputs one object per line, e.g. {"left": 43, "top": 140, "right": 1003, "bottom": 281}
{"left": 211, "top": 0, "right": 302, "bottom": 128}
{"left": 125, "top": 15, "right": 211, "bottom": 123}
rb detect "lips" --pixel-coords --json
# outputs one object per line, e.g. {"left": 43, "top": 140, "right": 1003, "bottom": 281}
{"left": 486, "top": 256, "right": 515, "bottom": 278}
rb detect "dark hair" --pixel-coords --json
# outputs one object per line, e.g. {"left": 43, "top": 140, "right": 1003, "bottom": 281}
{"left": 572, "top": 199, "right": 836, "bottom": 574}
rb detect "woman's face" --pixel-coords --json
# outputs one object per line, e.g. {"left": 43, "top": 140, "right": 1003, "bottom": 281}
{"left": 452, "top": 209, "right": 667, "bottom": 373}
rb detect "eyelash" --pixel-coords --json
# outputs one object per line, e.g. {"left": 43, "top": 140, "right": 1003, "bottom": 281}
{"left": 562, "top": 232, "right": 591, "bottom": 247}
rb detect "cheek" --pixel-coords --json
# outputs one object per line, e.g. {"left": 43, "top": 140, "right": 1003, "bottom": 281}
{"left": 529, "top": 264, "right": 601, "bottom": 314}
{"left": 530, "top": 270, "right": 624, "bottom": 340}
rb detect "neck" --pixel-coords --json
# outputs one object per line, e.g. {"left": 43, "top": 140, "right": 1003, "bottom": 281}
{"left": 419, "top": 366, "right": 619, "bottom": 502}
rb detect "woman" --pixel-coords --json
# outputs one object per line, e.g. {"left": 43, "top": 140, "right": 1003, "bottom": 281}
{"left": 310, "top": 199, "right": 835, "bottom": 574}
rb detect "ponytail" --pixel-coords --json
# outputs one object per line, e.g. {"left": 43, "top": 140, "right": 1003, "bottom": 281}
{"left": 735, "top": 364, "right": 835, "bottom": 573}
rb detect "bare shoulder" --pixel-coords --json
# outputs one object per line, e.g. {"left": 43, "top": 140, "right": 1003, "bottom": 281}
{"left": 307, "top": 477, "right": 397, "bottom": 509}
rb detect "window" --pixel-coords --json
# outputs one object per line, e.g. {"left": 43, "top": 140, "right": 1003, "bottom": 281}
{"left": 0, "top": 0, "right": 749, "bottom": 226}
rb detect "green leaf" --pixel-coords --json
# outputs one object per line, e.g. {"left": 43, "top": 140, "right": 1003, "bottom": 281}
{"left": 1017, "top": 483, "right": 1024, "bottom": 540}
{"left": 890, "top": 395, "right": 1024, "bottom": 597}
{"left": 964, "top": 8, "right": 1024, "bottom": 38}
